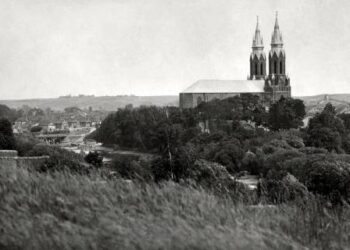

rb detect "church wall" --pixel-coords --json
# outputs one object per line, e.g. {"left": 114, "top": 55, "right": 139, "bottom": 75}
{"left": 180, "top": 92, "right": 266, "bottom": 108}
{"left": 179, "top": 93, "right": 194, "bottom": 109}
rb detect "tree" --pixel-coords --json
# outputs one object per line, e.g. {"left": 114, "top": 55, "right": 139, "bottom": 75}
{"left": 0, "top": 118, "right": 16, "bottom": 150}
{"left": 307, "top": 103, "right": 345, "bottom": 152}
{"left": 268, "top": 97, "right": 306, "bottom": 131}
{"left": 0, "top": 104, "right": 18, "bottom": 122}
{"left": 205, "top": 139, "right": 244, "bottom": 174}
{"left": 196, "top": 95, "right": 268, "bottom": 131}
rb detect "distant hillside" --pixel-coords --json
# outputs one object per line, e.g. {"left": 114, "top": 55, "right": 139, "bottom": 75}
{"left": 2, "top": 93, "right": 350, "bottom": 114}
{"left": 0, "top": 95, "right": 179, "bottom": 111}
{"left": 297, "top": 94, "right": 350, "bottom": 115}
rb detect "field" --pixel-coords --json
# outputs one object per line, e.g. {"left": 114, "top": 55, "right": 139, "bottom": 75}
{"left": 0, "top": 95, "right": 178, "bottom": 111}
{"left": 1, "top": 166, "right": 350, "bottom": 250}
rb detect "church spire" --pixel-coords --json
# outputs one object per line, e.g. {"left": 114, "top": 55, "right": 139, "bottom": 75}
{"left": 250, "top": 16, "right": 266, "bottom": 80}
{"left": 252, "top": 16, "right": 264, "bottom": 48}
{"left": 271, "top": 11, "right": 283, "bottom": 46}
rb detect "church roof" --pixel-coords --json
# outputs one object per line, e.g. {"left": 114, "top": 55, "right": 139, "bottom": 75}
{"left": 181, "top": 80, "right": 265, "bottom": 94}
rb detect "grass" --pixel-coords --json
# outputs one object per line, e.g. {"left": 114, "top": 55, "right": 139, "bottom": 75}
{"left": 1, "top": 167, "right": 350, "bottom": 250}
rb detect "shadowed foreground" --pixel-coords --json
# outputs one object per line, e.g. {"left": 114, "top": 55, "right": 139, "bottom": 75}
{"left": 0, "top": 168, "right": 349, "bottom": 250}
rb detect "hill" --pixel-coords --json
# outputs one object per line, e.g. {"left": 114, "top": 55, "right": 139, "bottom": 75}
{"left": 297, "top": 94, "right": 350, "bottom": 115}
{"left": 0, "top": 95, "right": 178, "bottom": 111}
{"left": 2, "top": 93, "right": 350, "bottom": 114}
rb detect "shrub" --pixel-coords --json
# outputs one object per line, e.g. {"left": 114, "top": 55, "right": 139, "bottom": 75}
{"left": 84, "top": 151, "right": 103, "bottom": 167}
{"left": 241, "top": 151, "right": 263, "bottom": 175}
{"left": 25, "top": 145, "right": 89, "bottom": 173}
{"left": 14, "top": 134, "right": 39, "bottom": 156}
{"left": 30, "top": 126, "right": 43, "bottom": 133}
{"left": 204, "top": 139, "right": 243, "bottom": 174}
{"left": 151, "top": 144, "right": 198, "bottom": 182}
{"left": 298, "top": 147, "right": 328, "bottom": 155}
{"left": 307, "top": 127, "right": 342, "bottom": 152}
{"left": 303, "top": 160, "right": 350, "bottom": 203}
{"left": 263, "top": 149, "right": 304, "bottom": 176}
{"left": 113, "top": 154, "right": 153, "bottom": 181}
{"left": 258, "top": 173, "right": 309, "bottom": 203}
{"left": 187, "top": 159, "right": 254, "bottom": 202}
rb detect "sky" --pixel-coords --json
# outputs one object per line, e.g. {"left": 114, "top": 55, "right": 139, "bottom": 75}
{"left": 0, "top": 0, "right": 350, "bottom": 99}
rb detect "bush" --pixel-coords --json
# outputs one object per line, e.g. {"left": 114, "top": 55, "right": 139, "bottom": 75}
{"left": 84, "top": 151, "right": 103, "bottom": 167}
{"left": 151, "top": 144, "right": 198, "bottom": 182}
{"left": 262, "top": 150, "right": 350, "bottom": 204}
{"left": 302, "top": 160, "right": 350, "bottom": 204}
{"left": 263, "top": 149, "right": 304, "bottom": 176}
{"left": 298, "top": 147, "right": 328, "bottom": 155}
{"left": 112, "top": 154, "right": 153, "bottom": 181}
{"left": 258, "top": 173, "right": 309, "bottom": 203}
{"left": 205, "top": 139, "right": 243, "bottom": 173}
{"left": 14, "top": 134, "right": 39, "bottom": 156}
{"left": 30, "top": 126, "right": 43, "bottom": 133}
{"left": 241, "top": 151, "right": 263, "bottom": 175}
{"left": 25, "top": 145, "right": 89, "bottom": 173}
{"left": 187, "top": 159, "right": 254, "bottom": 202}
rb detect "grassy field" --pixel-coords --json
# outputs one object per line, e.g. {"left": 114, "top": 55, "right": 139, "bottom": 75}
{"left": 1, "top": 167, "right": 350, "bottom": 250}
{"left": 0, "top": 95, "right": 178, "bottom": 111}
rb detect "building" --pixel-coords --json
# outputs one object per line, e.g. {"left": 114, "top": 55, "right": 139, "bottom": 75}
{"left": 179, "top": 13, "right": 291, "bottom": 109}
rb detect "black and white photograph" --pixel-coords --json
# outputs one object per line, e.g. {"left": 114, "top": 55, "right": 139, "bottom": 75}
{"left": 1, "top": 0, "right": 350, "bottom": 249}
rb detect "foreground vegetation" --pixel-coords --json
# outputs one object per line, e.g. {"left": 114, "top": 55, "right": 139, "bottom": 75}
{"left": 2, "top": 96, "right": 350, "bottom": 249}
{"left": 1, "top": 167, "right": 350, "bottom": 250}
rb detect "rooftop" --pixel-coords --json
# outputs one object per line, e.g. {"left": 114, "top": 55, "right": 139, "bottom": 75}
{"left": 181, "top": 80, "right": 265, "bottom": 94}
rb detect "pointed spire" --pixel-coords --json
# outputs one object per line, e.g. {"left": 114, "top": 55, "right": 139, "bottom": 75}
{"left": 271, "top": 11, "right": 283, "bottom": 46}
{"left": 274, "top": 11, "right": 279, "bottom": 29}
{"left": 252, "top": 15, "right": 264, "bottom": 48}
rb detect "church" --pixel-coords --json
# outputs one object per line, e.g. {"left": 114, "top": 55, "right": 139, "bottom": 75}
{"left": 179, "top": 13, "right": 291, "bottom": 109}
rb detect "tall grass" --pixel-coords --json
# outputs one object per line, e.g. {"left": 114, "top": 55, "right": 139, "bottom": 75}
{"left": 0, "top": 167, "right": 349, "bottom": 250}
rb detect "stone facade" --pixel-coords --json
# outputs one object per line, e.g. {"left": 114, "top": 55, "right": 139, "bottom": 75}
{"left": 180, "top": 92, "right": 268, "bottom": 109}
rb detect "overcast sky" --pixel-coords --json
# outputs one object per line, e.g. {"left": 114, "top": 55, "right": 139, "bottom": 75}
{"left": 0, "top": 0, "right": 349, "bottom": 99}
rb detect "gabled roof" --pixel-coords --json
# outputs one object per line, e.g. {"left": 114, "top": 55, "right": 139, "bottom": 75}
{"left": 181, "top": 80, "right": 265, "bottom": 94}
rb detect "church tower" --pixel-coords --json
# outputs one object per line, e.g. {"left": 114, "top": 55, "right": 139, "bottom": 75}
{"left": 249, "top": 17, "right": 266, "bottom": 80}
{"left": 269, "top": 12, "right": 285, "bottom": 75}
{"left": 265, "top": 12, "right": 291, "bottom": 102}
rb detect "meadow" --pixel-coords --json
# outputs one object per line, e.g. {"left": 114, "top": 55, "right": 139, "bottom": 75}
{"left": 1, "top": 166, "right": 349, "bottom": 250}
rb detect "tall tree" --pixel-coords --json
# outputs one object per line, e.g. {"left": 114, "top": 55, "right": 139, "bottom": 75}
{"left": 268, "top": 97, "right": 306, "bottom": 131}
{"left": 0, "top": 118, "right": 16, "bottom": 150}
{"left": 307, "top": 103, "right": 345, "bottom": 152}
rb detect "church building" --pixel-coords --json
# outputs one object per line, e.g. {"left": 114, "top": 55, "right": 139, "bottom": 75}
{"left": 179, "top": 13, "right": 291, "bottom": 109}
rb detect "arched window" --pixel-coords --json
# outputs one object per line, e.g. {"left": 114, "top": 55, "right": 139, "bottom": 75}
{"left": 280, "top": 61, "right": 283, "bottom": 74}
{"left": 260, "top": 64, "right": 263, "bottom": 75}
{"left": 274, "top": 61, "right": 277, "bottom": 74}
{"left": 255, "top": 63, "right": 258, "bottom": 75}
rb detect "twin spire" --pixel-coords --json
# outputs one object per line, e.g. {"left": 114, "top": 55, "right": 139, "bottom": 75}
{"left": 252, "top": 12, "right": 283, "bottom": 49}
{"left": 271, "top": 12, "right": 283, "bottom": 46}
{"left": 252, "top": 16, "right": 264, "bottom": 48}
